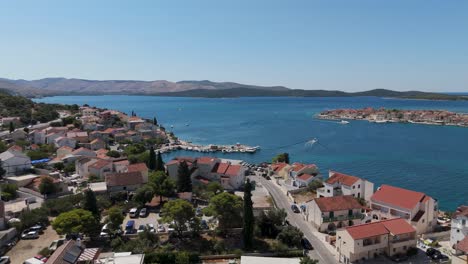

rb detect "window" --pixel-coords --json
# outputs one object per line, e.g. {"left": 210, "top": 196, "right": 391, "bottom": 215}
{"left": 403, "top": 246, "right": 407, "bottom": 250}
{"left": 393, "top": 248, "right": 396, "bottom": 252}
{"left": 327, "top": 189, "right": 330, "bottom": 193}
{"left": 463, "top": 219, "right": 466, "bottom": 225}
{"left": 353, "top": 185, "right": 355, "bottom": 189}
{"left": 358, "top": 184, "right": 360, "bottom": 188}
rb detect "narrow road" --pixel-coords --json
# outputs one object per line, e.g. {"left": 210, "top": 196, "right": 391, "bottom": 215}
{"left": 252, "top": 175, "right": 336, "bottom": 264}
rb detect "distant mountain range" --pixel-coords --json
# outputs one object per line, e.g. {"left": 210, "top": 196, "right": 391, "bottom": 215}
{"left": 0, "top": 77, "right": 466, "bottom": 100}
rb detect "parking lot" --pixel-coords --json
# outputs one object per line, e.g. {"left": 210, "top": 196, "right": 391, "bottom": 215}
{"left": 6, "top": 225, "right": 60, "bottom": 264}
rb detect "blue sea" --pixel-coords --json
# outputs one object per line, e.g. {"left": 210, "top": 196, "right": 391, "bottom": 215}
{"left": 34, "top": 96, "right": 468, "bottom": 210}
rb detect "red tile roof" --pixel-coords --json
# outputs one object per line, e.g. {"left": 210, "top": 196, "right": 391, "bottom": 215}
{"left": 58, "top": 146, "right": 74, "bottom": 151}
{"left": 456, "top": 236, "right": 468, "bottom": 253}
{"left": 106, "top": 171, "right": 144, "bottom": 187}
{"left": 72, "top": 147, "right": 94, "bottom": 155}
{"left": 127, "top": 163, "right": 148, "bottom": 173}
{"left": 314, "top": 195, "right": 363, "bottom": 212}
{"left": 327, "top": 171, "right": 360, "bottom": 186}
{"left": 225, "top": 164, "right": 242, "bottom": 176}
{"left": 291, "top": 163, "right": 305, "bottom": 172}
{"left": 346, "top": 218, "right": 415, "bottom": 240}
{"left": 197, "top": 156, "right": 217, "bottom": 164}
{"left": 8, "top": 145, "right": 23, "bottom": 152}
{"left": 453, "top": 205, "right": 468, "bottom": 218}
{"left": 89, "top": 159, "right": 112, "bottom": 169}
{"left": 297, "top": 173, "right": 314, "bottom": 181}
{"left": 371, "top": 185, "right": 431, "bottom": 210}
{"left": 272, "top": 162, "right": 288, "bottom": 172}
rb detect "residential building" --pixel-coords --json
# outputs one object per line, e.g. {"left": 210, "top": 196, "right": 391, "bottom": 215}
{"left": 72, "top": 147, "right": 97, "bottom": 157}
{"left": 57, "top": 146, "right": 74, "bottom": 159}
{"left": 451, "top": 205, "right": 468, "bottom": 248}
{"left": 336, "top": 218, "right": 417, "bottom": 263}
{"left": 66, "top": 131, "right": 89, "bottom": 143}
{"left": 370, "top": 185, "right": 437, "bottom": 235}
{"left": 295, "top": 173, "right": 319, "bottom": 187}
{"left": 270, "top": 162, "right": 291, "bottom": 180}
{"left": 308, "top": 195, "right": 365, "bottom": 232}
{"left": 127, "top": 163, "right": 149, "bottom": 182}
{"left": 317, "top": 171, "right": 374, "bottom": 202}
{"left": 88, "top": 159, "right": 113, "bottom": 179}
{"left": 89, "top": 138, "right": 106, "bottom": 150}
{"left": 54, "top": 136, "right": 77, "bottom": 149}
{"left": 95, "top": 252, "right": 145, "bottom": 264}
{"left": 105, "top": 171, "right": 146, "bottom": 193}
{"left": 0, "top": 150, "right": 31, "bottom": 176}
{"left": 210, "top": 161, "right": 246, "bottom": 190}
{"left": 453, "top": 237, "right": 468, "bottom": 264}
{"left": 47, "top": 239, "right": 100, "bottom": 264}
{"left": 241, "top": 256, "right": 299, "bottom": 264}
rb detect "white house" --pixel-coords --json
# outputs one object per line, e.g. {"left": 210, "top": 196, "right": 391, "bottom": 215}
{"left": 308, "top": 195, "right": 365, "bottom": 232}
{"left": 0, "top": 150, "right": 32, "bottom": 176}
{"left": 54, "top": 136, "right": 77, "bottom": 149}
{"left": 370, "top": 185, "right": 438, "bottom": 235}
{"left": 451, "top": 205, "right": 468, "bottom": 249}
{"left": 317, "top": 171, "right": 374, "bottom": 202}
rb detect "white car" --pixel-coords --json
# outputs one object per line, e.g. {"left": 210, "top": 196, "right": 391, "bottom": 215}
{"left": 156, "top": 224, "right": 165, "bottom": 233}
{"left": 129, "top": 208, "right": 139, "bottom": 218}
{"left": 0, "top": 256, "right": 10, "bottom": 264}
{"left": 147, "top": 224, "right": 156, "bottom": 233}
{"left": 137, "top": 224, "right": 146, "bottom": 233}
{"left": 100, "top": 224, "right": 110, "bottom": 237}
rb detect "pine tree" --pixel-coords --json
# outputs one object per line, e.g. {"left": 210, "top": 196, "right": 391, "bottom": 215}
{"left": 148, "top": 146, "right": 156, "bottom": 171}
{"left": 177, "top": 161, "right": 192, "bottom": 192}
{"left": 9, "top": 122, "right": 14, "bottom": 133}
{"left": 243, "top": 178, "right": 254, "bottom": 250}
{"left": 0, "top": 161, "right": 6, "bottom": 179}
{"left": 83, "top": 189, "right": 100, "bottom": 220}
{"left": 153, "top": 117, "right": 158, "bottom": 126}
{"left": 155, "top": 151, "right": 165, "bottom": 172}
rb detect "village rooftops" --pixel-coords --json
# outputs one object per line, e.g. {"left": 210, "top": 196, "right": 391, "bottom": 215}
{"left": 327, "top": 171, "right": 360, "bottom": 186}
{"left": 297, "top": 173, "right": 314, "bottom": 181}
{"left": 456, "top": 236, "right": 468, "bottom": 253}
{"left": 127, "top": 162, "right": 148, "bottom": 173}
{"left": 345, "top": 218, "right": 416, "bottom": 240}
{"left": 453, "top": 205, "right": 468, "bottom": 218}
{"left": 66, "top": 131, "right": 88, "bottom": 138}
{"left": 272, "top": 162, "right": 289, "bottom": 172}
{"left": 314, "top": 195, "right": 364, "bottom": 212}
{"left": 197, "top": 156, "right": 218, "bottom": 164}
{"left": 106, "top": 171, "right": 144, "bottom": 187}
{"left": 211, "top": 162, "right": 242, "bottom": 176}
{"left": 371, "top": 184, "right": 432, "bottom": 210}
{"left": 89, "top": 159, "right": 112, "bottom": 169}
{"left": 291, "top": 162, "right": 317, "bottom": 172}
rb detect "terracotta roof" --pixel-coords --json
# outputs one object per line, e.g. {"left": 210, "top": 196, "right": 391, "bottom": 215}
{"left": 101, "top": 128, "right": 115, "bottom": 134}
{"left": 127, "top": 162, "right": 148, "bottom": 173}
{"left": 225, "top": 164, "right": 242, "bottom": 176}
{"left": 327, "top": 171, "right": 360, "bottom": 186}
{"left": 212, "top": 162, "right": 230, "bottom": 174}
{"left": 197, "top": 156, "right": 217, "bottom": 164}
{"left": 291, "top": 163, "right": 305, "bottom": 172}
{"left": 66, "top": 131, "right": 88, "bottom": 138}
{"left": 371, "top": 185, "right": 431, "bottom": 210}
{"left": 95, "top": 148, "right": 108, "bottom": 155}
{"left": 114, "top": 159, "right": 130, "bottom": 165}
{"left": 90, "top": 138, "right": 104, "bottom": 144}
{"left": 8, "top": 145, "right": 23, "bottom": 152}
{"left": 167, "top": 157, "right": 195, "bottom": 166}
{"left": 314, "top": 195, "right": 363, "bottom": 212}
{"left": 58, "top": 146, "right": 74, "bottom": 151}
{"left": 453, "top": 205, "right": 468, "bottom": 218}
{"left": 89, "top": 159, "right": 112, "bottom": 169}
{"left": 456, "top": 236, "right": 468, "bottom": 253}
{"left": 272, "top": 162, "right": 289, "bottom": 172}
{"left": 346, "top": 218, "right": 416, "bottom": 240}
{"left": 106, "top": 171, "right": 144, "bottom": 187}
{"left": 128, "top": 117, "right": 144, "bottom": 121}
{"left": 297, "top": 173, "right": 314, "bottom": 181}
{"left": 72, "top": 147, "right": 94, "bottom": 155}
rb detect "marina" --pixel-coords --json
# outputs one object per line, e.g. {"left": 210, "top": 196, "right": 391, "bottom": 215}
{"left": 158, "top": 139, "right": 260, "bottom": 154}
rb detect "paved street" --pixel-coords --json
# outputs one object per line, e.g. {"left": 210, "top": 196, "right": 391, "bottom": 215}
{"left": 251, "top": 175, "right": 336, "bottom": 264}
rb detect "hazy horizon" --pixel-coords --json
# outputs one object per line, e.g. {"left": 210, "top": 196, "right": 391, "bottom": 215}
{"left": 1, "top": 0, "right": 467, "bottom": 92}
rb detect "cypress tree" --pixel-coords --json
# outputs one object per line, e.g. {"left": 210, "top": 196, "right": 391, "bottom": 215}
{"left": 83, "top": 189, "right": 100, "bottom": 220}
{"left": 148, "top": 146, "right": 156, "bottom": 171}
{"left": 153, "top": 117, "right": 158, "bottom": 126}
{"left": 0, "top": 161, "right": 6, "bottom": 179}
{"left": 9, "top": 122, "right": 14, "bottom": 133}
{"left": 177, "top": 161, "right": 192, "bottom": 192}
{"left": 243, "top": 178, "right": 254, "bottom": 250}
{"left": 155, "top": 151, "right": 165, "bottom": 172}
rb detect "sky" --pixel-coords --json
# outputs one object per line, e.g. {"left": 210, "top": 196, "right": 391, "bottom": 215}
{"left": 0, "top": 0, "right": 467, "bottom": 92}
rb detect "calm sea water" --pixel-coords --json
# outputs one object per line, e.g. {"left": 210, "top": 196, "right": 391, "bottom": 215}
{"left": 35, "top": 96, "right": 468, "bottom": 210}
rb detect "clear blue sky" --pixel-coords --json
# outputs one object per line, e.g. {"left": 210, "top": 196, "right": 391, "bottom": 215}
{"left": 1, "top": 0, "right": 467, "bottom": 92}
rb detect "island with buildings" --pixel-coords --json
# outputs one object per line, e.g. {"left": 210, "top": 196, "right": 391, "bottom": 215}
{"left": 317, "top": 107, "right": 468, "bottom": 127}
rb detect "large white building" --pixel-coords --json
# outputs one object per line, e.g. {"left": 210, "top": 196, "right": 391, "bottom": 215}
{"left": 317, "top": 171, "right": 374, "bottom": 202}
{"left": 451, "top": 205, "right": 468, "bottom": 248}
{"left": 0, "top": 150, "right": 31, "bottom": 176}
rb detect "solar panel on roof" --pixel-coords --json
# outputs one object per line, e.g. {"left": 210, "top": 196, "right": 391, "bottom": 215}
{"left": 63, "top": 245, "right": 82, "bottom": 263}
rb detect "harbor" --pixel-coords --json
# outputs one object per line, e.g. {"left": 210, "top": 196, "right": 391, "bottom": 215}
{"left": 158, "top": 139, "right": 260, "bottom": 154}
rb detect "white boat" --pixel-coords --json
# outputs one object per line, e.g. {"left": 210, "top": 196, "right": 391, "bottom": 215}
{"left": 339, "top": 120, "right": 350, "bottom": 124}
{"left": 375, "top": 120, "right": 389, "bottom": 124}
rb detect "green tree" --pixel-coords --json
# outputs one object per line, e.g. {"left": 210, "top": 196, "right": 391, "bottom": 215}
{"left": 133, "top": 185, "right": 154, "bottom": 206}
{"left": 243, "top": 179, "right": 254, "bottom": 250}
{"left": 206, "top": 182, "right": 223, "bottom": 197}
{"left": 53, "top": 162, "right": 65, "bottom": 171}
{"left": 175, "top": 251, "right": 190, "bottom": 264}
{"left": 0, "top": 141, "right": 7, "bottom": 153}
{"left": 106, "top": 150, "right": 121, "bottom": 158}
{"left": 9, "top": 122, "right": 14, "bottom": 133}
{"left": 162, "top": 199, "right": 196, "bottom": 238}
{"left": 155, "top": 151, "right": 165, "bottom": 172}
{"left": 82, "top": 189, "right": 100, "bottom": 220}
{"left": 0, "top": 183, "right": 18, "bottom": 201}
{"left": 39, "top": 177, "right": 58, "bottom": 195}
{"left": 300, "top": 256, "right": 319, "bottom": 264}
{"left": 0, "top": 160, "right": 6, "bottom": 179}
{"left": 258, "top": 208, "right": 287, "bottom": 238}
{"left": 272, "top": 153, "right": 290, "bottom": 164}
{"left": 153, "top": 117, "right": 158, "bottom": 126}
{"left": 52, "top": 209, "right": 99, "bottom": 236}
{"left": 204, "top": 192, "right": 243, "bottom": 231}
{"left": 149, "top": 171, "right": 175, "bottom": 203}
{"left": 277, "top": 226, "right": 303, "bottom": 248}
{"left": 148, "top": 146, "right": 156, "bottom": 170}
{"left": 177, "top": 161, "right": 192, "bottom": 192}
{"left": 105, "top": 206, "right": 125, "bottom": 235}
{"left": 307, "top": 179, "right": 323, "bottom": 192}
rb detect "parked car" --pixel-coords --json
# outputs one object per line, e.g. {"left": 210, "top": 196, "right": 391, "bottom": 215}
{"left": 30, "top": 224, "right": 44, "bottom": 234}
{"left": 196, "top": 207, "right": 203, "bottom": 217}
{"left": 48, "top": 239, "right": 65, "bottom": 251}
{"left": 129, "top": 208, "right": 139, "bottom": 218}
{"left": 0, "top": 256, "right": 10, "bottom": 264}
{"left": 139, "top": 208, "right": 148, "bottom": 218}
{"left": 147, "top": 224, "right": 156, "bottom": 233}
{"left": 201, "top": 220, "right": 209, "bottom": 230}
{"left": 301, "top": 238, "right": 313, "bottom": 250}
{"left": 390, "top": 254, "right": 409, "bottom": 262}
{"left": 291, "top": 204, "right": 300, "bottom": 213}
{"left": 157, "top": 224, "right": 165, "bottom": 233}
{"left": 21, "top": 230, "right": 39, "bottom": 240}
{"left": 125, "top": 220, "right": 135, "bottom": 234}
{"left": 100, "top": 224, "right": 110, "bottom": 237}
{"left": 426, "top": 248, "right": 439, "bottom": 256}
{"left": 431, "top": 252, "right": 449, "bottom": 262}
{"left": 137, "top": 225, "right": 146, "bottom": 233}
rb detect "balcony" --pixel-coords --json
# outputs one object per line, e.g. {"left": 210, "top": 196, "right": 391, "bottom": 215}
{"left": 323, "top": 213, "right": 365, "bottom": 223}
